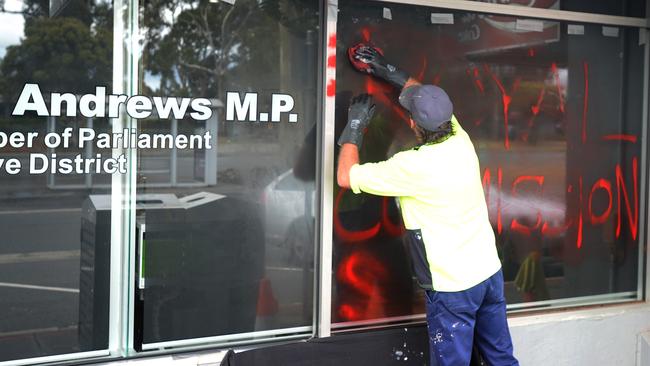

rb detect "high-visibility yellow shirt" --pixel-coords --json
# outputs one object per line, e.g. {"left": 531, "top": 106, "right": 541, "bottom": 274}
{"left": 349, "top": 116, "right": 501, "bottom": 292}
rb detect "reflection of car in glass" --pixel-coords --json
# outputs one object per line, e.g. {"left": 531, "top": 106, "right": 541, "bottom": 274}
{"left": 262, "top": 169, "right": 315, "bottom": 267}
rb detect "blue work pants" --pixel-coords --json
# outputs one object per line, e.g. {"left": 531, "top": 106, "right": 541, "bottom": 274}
{"left": 425, "top": 270, "right": 519, "bottom": 366}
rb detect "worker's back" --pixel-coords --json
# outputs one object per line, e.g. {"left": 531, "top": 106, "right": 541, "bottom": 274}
{"left": 396, "top": 117, "right": 501, "bottom": 292}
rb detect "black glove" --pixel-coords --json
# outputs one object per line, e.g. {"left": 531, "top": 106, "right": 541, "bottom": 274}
{"left": 353, "top": 46, "right": 410, "bottom": 88}
{"left": 337, "top": 94, "right": 376, "bottom": 147}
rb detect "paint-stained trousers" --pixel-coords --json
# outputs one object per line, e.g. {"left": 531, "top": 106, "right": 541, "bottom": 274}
{"left": 425, "top": 269, "right": 519, "bottom": 366}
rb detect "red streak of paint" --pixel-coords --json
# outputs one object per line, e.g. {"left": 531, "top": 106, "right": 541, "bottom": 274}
{"left": 471, "top": 67, "right": 484, "bottom": 94}
{"left": 366, "top": 78, "right": 409, "bottom": 123}
{"left": 361, "top": 28, "right": 371, "bottom": 42}
{"left": 531, "top": 87, "right": 545, "bottom": 116}
{"left": 365, "top": 77, "right": 391, "bottom": 95}
{"left": 365, "top": 78, "right": 379, "bottom": 94}
{"left": 484, "top": 64, "right": 511, "bottom": 149}
{"left": 327, "top": 55, "right": 336, "bottom": 68}
{"left": 528, "top": 48, "right": 535, "bottom": 57}
{"left": 333, "top": 188, "right": 380, "bottom": 242}
{"left": 541, "top": 219, "right": 573, "bottom": 237}
{"left": 589, "top": 178, "right": 613, "bottom": 225}
{"left": 551, "top": 62, "right": 565, "bottom": 113}
{"left": 497, "top": 167, "right": 503, "bottom": 234}
{"left": 338, "top": 252, "right": 386, "bottom": 296}
{"left": 474, "top": 79, "right": 485, "bottom": 94}
{"left": 381, "top": 197, "right": 404, "bottom": 237}
{"left": 328, "top": 34, "right": 337, "bottom": 48}
{"left": 511, "top": 219, "right": 541, "bottom": 235}
{"left": 541, "top": 184, "right": 575, "bottom": 239}
{"left": 484, "top": 64, "right": 506, "bottom": 94}
{"left": 337, "top": 251, "right": 388, "bottom": 321}
{"left": 326, "top": 79, "right": 336, "bottom": 97}
{"left": 416, "top": 57, "right": 427, "bottom": 82}
{"left": 530, "top": 106, "right": 539, "bottom": 116}
{"left": 524, "top": 86, "right": 546, "bottom": 142}
{"left": 510, "top": 175, "right": 544, "bottom": 235}
{"left": 511, "top": 176, "right": 544, "bottom": 195}
{"left": 582, "top": 62, "right": 589, "bottom": 143}
{"left": 615, "top": 157, "right": 639, "bottom": 240}
{"left": 577, "top": 177, "right": 583, "bottom": 249}
{"left": 338, "top": 304, "right": 360, "bottom": 321}
{"left": 602, "top": 134, "right": 637, "bottom": 143}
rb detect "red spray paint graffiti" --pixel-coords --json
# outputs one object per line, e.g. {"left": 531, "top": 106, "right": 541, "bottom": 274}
{"left": 589, "top": 179, "right": 612, "bottom": 225}
{"left": 483, "top": 64, "right": 513, "bottom": 149}
{"left": 615, "top": 157, "right": 638, "bottom": 241}
{"left": 333, "top": 23, "right": 639, "bottom": 319}
{"left": 479, "top": 156, "right": 639, "bottom": 249}
{"left": 582, "top": 61, "right": 589, "bottom": 143}
{"left": 337, "top": 251, "right": 388, "bottom": 321}
{"left": 510, "top": 176, "right": 544, "bottom": 235}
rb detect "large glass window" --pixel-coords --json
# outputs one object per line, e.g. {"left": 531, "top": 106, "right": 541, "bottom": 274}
{"left": 0, "top": 0, "right": 114, "bottom": 362}
{"left": 135, "top": 0, "right": 320, "bottom": 348}
{"left": 333, "top": 1, "right": 644, "bottom": 325}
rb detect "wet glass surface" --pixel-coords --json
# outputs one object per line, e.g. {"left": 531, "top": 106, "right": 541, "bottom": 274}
{"left": 137, "top": 0, "right": 320, "bottom": 343}
{"left": 0, "top": 0, "right": 114, "bottom": 360}
{"left": 333, "top": 1, "right": 643, "bottom": 323}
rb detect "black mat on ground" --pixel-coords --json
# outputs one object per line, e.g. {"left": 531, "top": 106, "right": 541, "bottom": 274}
{"left": 219, "top": 324, "right": 486, "bottom": 366}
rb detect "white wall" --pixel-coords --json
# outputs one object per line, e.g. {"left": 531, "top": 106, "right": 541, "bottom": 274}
{"left": 509, "top": 303, "right": 650, "bottom": 366}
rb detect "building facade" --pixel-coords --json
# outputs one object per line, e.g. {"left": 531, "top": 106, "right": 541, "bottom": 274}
{"left": 0, "top": 0, "right": 649, "bottom": 365}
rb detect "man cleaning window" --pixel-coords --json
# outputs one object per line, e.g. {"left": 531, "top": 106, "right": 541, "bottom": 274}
{"left": 336, "top": 44, "right": 520, "bottom": 366}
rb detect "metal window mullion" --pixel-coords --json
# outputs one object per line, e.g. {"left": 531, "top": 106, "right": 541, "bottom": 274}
{"left": 312, "top": 0, "right": 325, "bottom": 339}
{"left": 124, "top": 0, "right": 141, "bottom": 355}
{"left": 643, "top": 28, "right": 650, "bottom": 302}
{"left": 108, "top": 0, "right": 129, "bottom": 357}
{"left": 317, "top": 0, "right": 338, "bottom": 339}
{"left": 370, "top": 0, "right": 648, "bottom": 28}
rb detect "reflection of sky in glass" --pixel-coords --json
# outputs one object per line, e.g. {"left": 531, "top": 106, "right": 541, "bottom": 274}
{"left": 141, "top": 5, "right": 188, "bottom": 92}
{"left": 144, "top": 71, "right": 161, "bottom": 91}
{"left": 0, "top": 0, "right": 25, "bottom": 58}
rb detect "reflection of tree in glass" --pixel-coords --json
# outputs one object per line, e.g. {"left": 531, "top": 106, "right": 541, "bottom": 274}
{"left": 142, "top": 0, "right": 317, "bottom": 99}
{"left": 0, "top": 0, "right": 113, "bottom": 103}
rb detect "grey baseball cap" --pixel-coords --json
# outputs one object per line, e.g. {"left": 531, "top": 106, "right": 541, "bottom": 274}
{"left": 398, "top": 84, "right": 453, "bottom": 131}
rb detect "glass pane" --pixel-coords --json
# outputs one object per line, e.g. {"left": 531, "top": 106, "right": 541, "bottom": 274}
{"left": 333, "top": 2, "right": 643, "bottom": 323}
{"left": 137, "top": 0, "right": 320, "bottom": 345}
{"left": 468, "top": 0, "right": 645, "bottom": 18}
{"left": 0, "top": 0, "right": 114, "bottom": 361}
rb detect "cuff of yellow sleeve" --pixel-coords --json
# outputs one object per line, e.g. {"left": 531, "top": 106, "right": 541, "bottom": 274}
{"left": 348, "top": 164, "right": 362, "bottom": 194}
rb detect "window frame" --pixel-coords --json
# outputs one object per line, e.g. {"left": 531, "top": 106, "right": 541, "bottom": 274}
{"left": 319, "top": 0, "right": 650, "bottom": 336}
